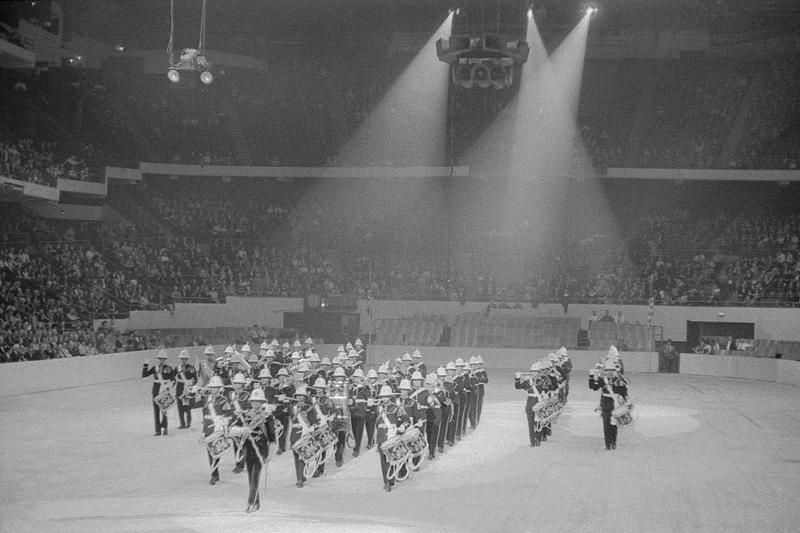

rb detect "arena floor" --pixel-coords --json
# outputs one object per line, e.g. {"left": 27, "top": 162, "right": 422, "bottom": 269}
{"left": 2, "top": 370, "right": 799, "bottom": 533}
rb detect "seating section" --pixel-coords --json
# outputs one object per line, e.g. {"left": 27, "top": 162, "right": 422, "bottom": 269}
{"left": 374, "top": 315, "right": 445, "bottom": 347}
{"left": 376, "top": 314, "right": 581, "bottom": 349}
{"left": 589, "top": 322, "right": 655, "bottom": 352}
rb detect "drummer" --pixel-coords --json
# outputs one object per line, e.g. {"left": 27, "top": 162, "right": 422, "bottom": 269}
{"left": 589, "top": 358, "right": 629, "bottom": 450}
{"left": 312, "top": 377, "right": 335, "bottom": 477}
{"left": 289, "top": 385, "right": 317, "bottom": 488}
{"left": 375, "top": 385, "right": 410, "bottom": 492}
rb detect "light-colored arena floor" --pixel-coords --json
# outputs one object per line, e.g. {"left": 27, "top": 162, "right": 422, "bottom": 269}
{"left": 1, "top": 371, "right": 799, "bottom": 533}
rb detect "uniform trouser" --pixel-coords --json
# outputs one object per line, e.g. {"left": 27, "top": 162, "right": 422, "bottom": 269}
{"left": 379, "top": 449, "right": 394, "bottom": 486}
{"left": 152, "top": 401, "right": 167, "bottom": 433}
{"left": 232, "top": 441, "right": 245, "bottom": 470}
{"left": 447, "top": 403, "right": 461, "bottom": 442}
{"left": 244, "top": 442, "right": 265, "bottom": 506}
{"left": 334, "top": 430, "right": 347, "bottom": 463}
{"left": 207, "top": 451, "right": 220, "bottom": 481}
{"left": 438, "top": 405, "right": 450, "bottom": 448}
{"left": 525, "top": 409, "right": 541, "bottom": 445}
{"left": 276, "top": 413, "right": 290, "bottom": 452}
{"left": 365, "top": 412, "right": 378, "bottom": 446}
{"left": 601, "top": 397, "right": 618, "bottom": 448}
{"left": 178, "top": 402, "right": 192, "bottom": 427}
{"left": 460, "top": 396, "right": 470, "bottom": 434}
{"left": 476, "top": 389, "right": 485, "bottom": 425}
{"left": 426, "top": 419, "right": 441, "bottom": 456}
{"left": 315, "top": 451, "right": 326, "bottom": 476}
{"left": 292, "top": 451, "right": 306, "bottom": 483}
{"left": 467, "top": 392, "right": 478, "bottom": 428}
{"left": 351, "top": 416, "right": 365, "bottom": 453}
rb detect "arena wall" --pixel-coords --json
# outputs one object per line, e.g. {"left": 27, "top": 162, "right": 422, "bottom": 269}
{"left": 3, "top": 347, "right": 798, "bottom": 398}
{"left": 105, "top": 298, "right": 800, "bottom": 344}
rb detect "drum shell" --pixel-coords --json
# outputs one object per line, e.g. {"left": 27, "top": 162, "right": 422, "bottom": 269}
{"left": 313, "top": 427, "right": 337, "bottom": 449}
{"left": 380, "top": 435, "right": 409, "bottom": 462}
{"left": 292, "top": 435, "right": 321, "bottom": 461}
{"left": 400, "top": 427, "right": 427, "bottom": 454}
{"left": 611, "top": 404, "right": 634, "bottom": 427}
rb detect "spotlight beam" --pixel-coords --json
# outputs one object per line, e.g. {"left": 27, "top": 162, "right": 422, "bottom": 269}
{"left": 336, "top": 12, "right": 453, "bottom": 167}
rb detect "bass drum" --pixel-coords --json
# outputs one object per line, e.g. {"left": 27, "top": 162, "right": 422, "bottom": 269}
{"left": 154, "top": 390, "right": 176, "bottom": 412}
{"left": 400, "top": 426, "right": 427, "bottom": 455}
{"left": 313, "top": 426, "right": 338, "bottom": 449}
{"left": 206, "top": 435, "right": 231, "bottom": 461}
{"left": 380, "top": 435, "right": 410, "bottom": 463}
{"left": 292, "top": 435, "right": 321, "bottom": 462}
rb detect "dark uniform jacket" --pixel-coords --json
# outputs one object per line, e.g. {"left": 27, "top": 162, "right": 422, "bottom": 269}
{"left": 515, "top": 375, "right": 547, "bottom": 411}
{"left": 142, "top": 363, "right": 174, "bottom": 397}
{"left": 376, "top": 402, "right": 410, "bottom": 445}
{"left": 350, "top": 383, "right": 371, "bottom": 419}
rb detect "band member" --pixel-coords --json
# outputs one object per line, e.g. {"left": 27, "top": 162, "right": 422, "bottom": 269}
{"left": 435, "top": 366, "right": 450, "bottom": 453}
{"left": 229, "top": 372, "right": 249, "bottom": 473}
{"left": 464, "top": 360, "right": 478, "bottom": 431}
{"left": 312, "top": 377, "right": 334, "bottom": 476}
{"left": 589, "top": 359, "right": 629, "bottom": 450}
{"left": 376, "top": 385, "right": 410, "bottom": 492}
{"left": 329, "top": 366, "right": 351, "bottom": 466}
{"left": 399, "top": 352, "right": 414, "bottom": 376}
{"left": 454, "top": 358, "right": 468, "bottom": 440}
{"left": 274, "top": 368, "right": 294, "bottom": 455}
{"left": 201, "top": 375, "right": 232, "bottom": 485}
{"left": 354, "top": 337, "right": 366, "bottom": 365}
{"left": 411, "top": 349, "right": 427, "bottom": 377}
{"left": 246, "top": 349, "right": 262, "bottom": 378}
{"left": 175, "top": 350, "right": 197, "bottom": 429}
{"left": 257, "top": 368, "right": 277, "bottom": 401}
{"left": 474, "top": 356, "right": 488, "bottom": 426}
{"left": 420, "top": 373, "right": 442, "bottom": 459}
{"left": 349, "top": 368, "right": 369, "bottom": 457}
{"left": 289, "top": 385, "right": 317, "bottom": 488}
{"left": 398, "top": 379, "right": 415, "bottom": 423}
{"left": 142, "top": 350, "right": 174, "bottom": 436}
{"left": 365, "top": 368, "right": 380, "bottom": 449}
{"left": 236, "top": 388, "right": 276, "bottom": 512}
{"left": 515, "top": 361, "right": 547, "bottom": 447}
{"left": 196, "top": 345, "right": 219, "bottom": 387}
{"left": 444, "top": 361, "right": 460, "bottom": 446}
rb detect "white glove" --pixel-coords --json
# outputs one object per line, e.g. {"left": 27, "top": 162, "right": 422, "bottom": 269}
{"left": 144, "top": 360, "right": 150, "bottom": 367}
{"left": 515, "top": 372, "right": 521, "bottom": 379}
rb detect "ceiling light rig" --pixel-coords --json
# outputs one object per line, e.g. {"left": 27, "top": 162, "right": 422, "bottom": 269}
{"left": 166, "top": 0, "right": 214, "bottom": 84}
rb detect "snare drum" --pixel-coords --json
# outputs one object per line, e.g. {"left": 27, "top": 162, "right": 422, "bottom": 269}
{"left": 154, "top": 390, "right": 176, "bottom": 412}
{"left": 313, "top": 426, "right": 337, "bottom": 449}
{"left": 292, "top": 435, "right": 321, "bottom": 462}
{"left": 379, "top": 436, "right": 409, "bottom": 463}
{"left": 400, "top": 427, "right": 427, "bottom": 455}
{"left": 206, "top": 435, "right": 231, "bottom": 460}
{"left": 611, "top": 403, "right": 635, "bottom": 428}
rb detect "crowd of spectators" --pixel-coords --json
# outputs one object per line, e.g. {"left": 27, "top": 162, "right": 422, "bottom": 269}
{"left": 0, "top": 137, "right": 99, "bottom": 185}
{"left": 5, "top": 54, "right": 797, "bottom": 172}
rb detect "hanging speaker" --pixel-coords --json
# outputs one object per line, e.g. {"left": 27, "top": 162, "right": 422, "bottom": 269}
{"left": 472, "top": 63, "right": 491, "bottom": 89}
{"left": 454, "top": 64, "right": 473, "bottom": 89}
{"left": 490, "top": 64, "right": 507, "bottom": 89}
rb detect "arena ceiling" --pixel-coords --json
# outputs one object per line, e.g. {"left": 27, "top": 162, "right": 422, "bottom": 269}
{"left": 60, "top": 0, "right": 799, "bottom": 54}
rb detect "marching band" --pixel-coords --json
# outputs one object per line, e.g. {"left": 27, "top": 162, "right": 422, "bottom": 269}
{"left": 143, "top": 338, "right": 637, "bottom": 509}
{"left": 142, "top": 339, "right": 490, "bottom": 509}
{"left": 514, "top": 347, "right": 572, "bottom": 447}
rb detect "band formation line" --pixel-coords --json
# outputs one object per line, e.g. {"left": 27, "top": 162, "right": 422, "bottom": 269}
{"left": 144, "top": 338, "right": 632, "bottom": 510}
{"left": 142, "top": 338, "right": 489, "bottom": 511}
